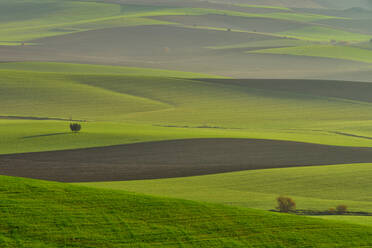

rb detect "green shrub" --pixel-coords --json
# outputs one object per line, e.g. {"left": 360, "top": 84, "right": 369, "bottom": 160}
{"left": 276, "top": 196, "right": 296, "bottom": 213}
{"left": 336, "top": 205, "right": 348, "bottom": 214}
{"left": 70, "top": 123, "right": 82, "bottom": 133}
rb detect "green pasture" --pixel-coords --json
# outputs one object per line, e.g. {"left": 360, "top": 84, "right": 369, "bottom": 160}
{"left": 2, "top": 175, "right": 372, "bottom": 247}
{"left": 81, "top": 163, "right": 372, "bottom": 227}
{"left": 5, "top": 119, "right": 372, "bottom": 155}
{"left": 2, "top": 62, "right": 372, "bottom": 154}
{"left": 0, "top": 0, "right": 123, "bottom": 41}
{"left": 0, "top": 62, "right": 222, "bottom": 77}
{"left": 0, "top": 120, "right": 253, "bottom": 155}
{"left": 279, "top": 26, "right": 371, "bottom": 42}
{"left": 315, "top": 216, "right": 372, "bottom": 227}
{"left": 2, "top": 64, "right": 372, "bottom": 128}
{"left": 251, "top": 45, "right": 372, "bottom": 63}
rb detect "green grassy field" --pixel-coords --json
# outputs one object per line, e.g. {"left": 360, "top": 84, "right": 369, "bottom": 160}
{"left": 278, "top": 26, "right": 371, "bottom": 42}
{"left": 80, "top": 163, "right": 372, "bottom": 212}
{"left": 251, "top": 45, "right": 372, "bottom": 63}
{"left": 315, "top": 215, "right": 372, "bottom": 227}
{"left": 2, "top": 175, "right": 372, "bottom": 247}
{"left": 0, "top": 62, "right": 223, "bottom": 77}
{"left": 81, "top": 163, "right": 372, "bottom": 227}
{"left": 2, "top": 62, "right": 372, "bottom": 154}
{"left": 6, "top": 119, "right": 372, "bottom": 155}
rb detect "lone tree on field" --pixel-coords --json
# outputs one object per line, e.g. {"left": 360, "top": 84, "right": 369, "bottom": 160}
{"left": 276, "top": 196, "right": 296, "bottom": 213}
{"left": 70, "top": 123, "right": 82, "bottom": 133}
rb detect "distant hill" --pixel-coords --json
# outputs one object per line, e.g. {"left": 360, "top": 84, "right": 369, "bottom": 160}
{"left": 315, "top": 0, "right": 372, "bottom": 10}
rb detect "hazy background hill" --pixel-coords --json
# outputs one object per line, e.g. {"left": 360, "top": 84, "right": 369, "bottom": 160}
{"left": 1, "top": 0, "right": 372, "bottom": 81}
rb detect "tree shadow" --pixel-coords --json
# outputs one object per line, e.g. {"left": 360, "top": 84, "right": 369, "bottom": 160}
{"left": 22, "top": 132, "right": 71, "bottom": 139}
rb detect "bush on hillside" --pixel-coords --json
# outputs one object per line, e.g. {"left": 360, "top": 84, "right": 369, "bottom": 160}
{"left": 70, "top": 123, "right": 82, "bottom": 133}
{"left": 336, "top": 205, "right": 348, "bottom": 214}
{"left": 276, "top": 196, "right": 296, "bottom": 213}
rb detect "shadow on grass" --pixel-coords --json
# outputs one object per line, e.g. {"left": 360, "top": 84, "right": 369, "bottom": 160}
{"left": 22, "top": 132, "right": 72, "bottom": 139}
{"left": 329, "top": 131, "right": 372, "bottom": 141}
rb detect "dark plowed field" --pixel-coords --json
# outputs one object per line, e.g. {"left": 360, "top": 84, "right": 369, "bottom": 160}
{"left": 1, "top": 138, "right": 372, "bottom": 182}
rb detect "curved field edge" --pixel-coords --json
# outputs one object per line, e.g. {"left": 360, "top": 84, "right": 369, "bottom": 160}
{"left": 1, "top": 175, "right": 372, "bottom": 247}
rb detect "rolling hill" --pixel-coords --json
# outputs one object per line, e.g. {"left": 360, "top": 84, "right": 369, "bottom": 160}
{"left": 1, "top": 0, "right": 372, "bottom": 246}
{"left": 1, "top": 0, "right": 372, "bottom": 80}
{"left": 2, "top": 62, "right": 372, "bottom": 155}
{"left": 81, "top": 162, "right": 372, "bottom": 227}
{"left": 2, "top": 175, "right": 372, "bottom": 247}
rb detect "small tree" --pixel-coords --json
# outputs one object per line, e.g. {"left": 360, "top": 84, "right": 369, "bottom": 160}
{"left": 276, "top": 196, "right": 296, "bottom": 213}
{"left": 336, "top": 205, "right": 348, "bottom": 214}
{"left": 70, "top": 123, "right": 81, "bottom": 133}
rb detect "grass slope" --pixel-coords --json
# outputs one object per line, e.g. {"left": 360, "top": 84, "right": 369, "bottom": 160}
{"left": 6, "top": 120, "right": 372, "bottom": 155}
{"left": 2, "top": 175, "right": 372, "bottom": 247}
{"left": 0, "top": 0, "right": 124, "bottom": 41}
{"left": 278, "top": 26, "right": 371, "bottom": 42}
{"left": 252, "top": 45, "right": 372, "bottom": 63}
{"left": 2, "top": 62, "right": 372, "bottom": 154}
{"left": 82, "top": 163, "right": 372, "bottom": 227}
{"left": 0, "top": 62, "right": 222, "bottom": 78}
{"left": 0, "top": 70, "right": 170, "bottom": 121}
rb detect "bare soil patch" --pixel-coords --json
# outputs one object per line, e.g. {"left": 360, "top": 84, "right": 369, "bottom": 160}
{"left": 1, "top": 138, "right": 372, "bottom": 182}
